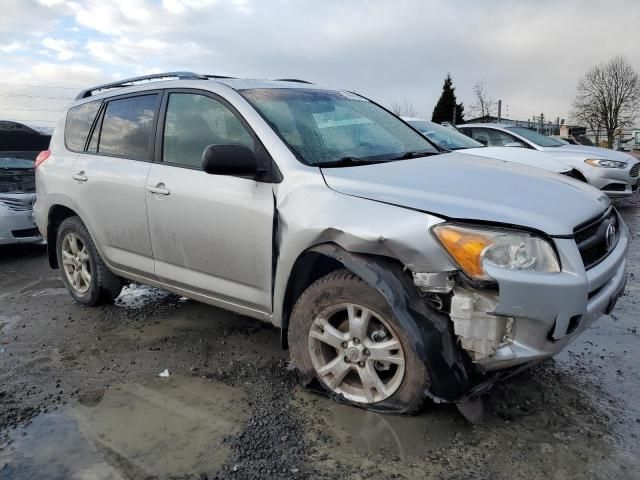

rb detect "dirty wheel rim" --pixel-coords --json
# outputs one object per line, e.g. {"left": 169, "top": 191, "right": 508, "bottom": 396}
{"left": 61, "top": 232, "right": 91, "bottom": 294}
{"left": 308, "top": 303, "right": 405, "bottom": 404}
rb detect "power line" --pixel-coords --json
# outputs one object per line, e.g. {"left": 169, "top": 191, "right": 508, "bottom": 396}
{"left": 0, "top": 107, "right": 64, "bottom": 112}
{"left": 0, "top": 93, "right": 73, "bottom": 100}
{"left": 2, "top": 112, "right": 62, "bottom": 118}
{"left": 0, "top": 82, "right": 80, "bottom": 90}
{"left": 2, "top": 119, "right": 58, "bottom": 123}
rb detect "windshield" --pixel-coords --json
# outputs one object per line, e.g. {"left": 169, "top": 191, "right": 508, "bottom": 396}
{"left": 406, "top": 120, "right": 483, "bottom": 150}
{"left": 506, "top": 126, "right": 566, "bottom": 147}
{"left": 240, "top": 88, "right": 438, "bottom": 166}
{"left": 0, "top": 157, "right": 34, "bottom": 170}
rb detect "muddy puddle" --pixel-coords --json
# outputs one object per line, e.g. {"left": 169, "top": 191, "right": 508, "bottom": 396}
{"left": 295, "top": 389, "right": 468, "bottom": 461}
{"left": 0, "top": 376, "right": 250, "bottom": 479}
{"left": 0, "top": 314, "right": 23, "bottom": 335}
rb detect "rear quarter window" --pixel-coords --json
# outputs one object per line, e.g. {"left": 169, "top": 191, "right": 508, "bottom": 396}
{"left": 64, "top": 101, "right": 101, "bottom": 152}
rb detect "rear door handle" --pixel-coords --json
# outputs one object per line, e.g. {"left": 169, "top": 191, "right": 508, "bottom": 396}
{"left": 72, "top": 171, "right": 88, "bottom": 182}
{"left": 146, "top": 183, "right": 170, "bottom": 195}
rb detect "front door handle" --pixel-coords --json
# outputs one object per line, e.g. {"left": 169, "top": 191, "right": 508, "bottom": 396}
{"left": 146, "top": 182, "right": 170, "bottom": 195}
{"left": 72, "top": 171, "right": 88, "bottom": 182}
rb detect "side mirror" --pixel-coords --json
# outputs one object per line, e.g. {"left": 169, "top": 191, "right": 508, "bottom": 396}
{"left": 201, "top": 144, "right": 258, "bottom": 177}
{"left": 503, "top": 142, "right": 523, "bottom": 148}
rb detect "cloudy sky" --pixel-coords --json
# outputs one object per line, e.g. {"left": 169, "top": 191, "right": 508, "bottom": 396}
{"left": 1, "top": 0, "right": 639, "bottom": 129}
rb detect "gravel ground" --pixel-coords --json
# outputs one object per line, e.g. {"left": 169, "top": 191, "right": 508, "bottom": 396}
{"left": 0, "top": 197, "right": 639, "bottom": 479}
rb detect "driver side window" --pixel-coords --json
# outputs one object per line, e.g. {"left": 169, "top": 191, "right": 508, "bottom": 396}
{"left": 163, "top": 93, "right": 254, "bottom": 169}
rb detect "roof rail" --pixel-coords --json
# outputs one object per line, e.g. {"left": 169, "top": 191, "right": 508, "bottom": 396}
{"left": 274, "top": 78, "right": 313, "bottom": 84}
{"left": 75, "top": 71, "right": 208, "bottom": 99}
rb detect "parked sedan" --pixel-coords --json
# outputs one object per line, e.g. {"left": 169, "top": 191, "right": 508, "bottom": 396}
{"left": 402, "top": 118, "right": 581, "bottom": 179}
{"left": 458, "top": 123, "right": 640, "bottom": 197}
{"left": 0, "top": 156, "right": 41, "bottom": 245}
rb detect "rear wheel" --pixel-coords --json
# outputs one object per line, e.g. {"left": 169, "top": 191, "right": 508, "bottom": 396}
{"left": 289, "top": 269, "right": 429, "bottom": 413}
{"left": 56, "top": 216, "right": 122, "bottom": 306}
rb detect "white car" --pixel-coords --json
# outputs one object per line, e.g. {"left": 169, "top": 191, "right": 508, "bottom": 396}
{"left": 0, "top": 156, "right": 41, "bottom": 245}
{"left": 458, "top": 123, "right": 640, "bottom": 197}
{"left": 402, "top": 118, "right": 581, "bottom": 180}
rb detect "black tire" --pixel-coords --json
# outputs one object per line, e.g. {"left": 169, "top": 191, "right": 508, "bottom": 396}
{"left": 56, "top": 216, "right": 122, "bottom": 306}
{"left": 288, "top": 269, "right": 429, "bottom": 414}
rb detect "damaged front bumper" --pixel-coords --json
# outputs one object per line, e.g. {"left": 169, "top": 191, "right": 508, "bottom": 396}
{"left": 448, "top": 221, "right": 629, "bottom": 372}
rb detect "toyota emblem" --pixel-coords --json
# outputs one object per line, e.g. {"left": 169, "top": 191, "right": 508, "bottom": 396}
{"left": 605, "top": 223, "right": 617, "bottom": 250}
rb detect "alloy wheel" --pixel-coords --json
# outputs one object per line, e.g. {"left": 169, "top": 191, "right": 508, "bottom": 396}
{"left": 61, "top": 232, "right": 92, "bottom": 294}
{"left": 308, "top": 303, "right": 406, "bottom": 404}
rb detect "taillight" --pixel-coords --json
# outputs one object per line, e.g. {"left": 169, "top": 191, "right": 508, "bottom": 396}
{"left": 35, "top": 150, "right": 51, "bottom": 169}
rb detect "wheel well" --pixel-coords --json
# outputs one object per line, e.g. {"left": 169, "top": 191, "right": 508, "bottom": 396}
{"left": 281, "top": 251, "right": 343, "bottom": 349}
{"left": 571, "top": 169, "right": 589, "bottom": 183}
{"left": 47, "top": 205, "right": 78, "bottom": 268}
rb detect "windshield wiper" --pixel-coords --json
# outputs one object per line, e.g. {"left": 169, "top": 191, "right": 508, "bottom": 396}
{"left": 390, "top": 150, "right": 439, "bottom": 160}
{"left": 314, "top": 157, "right": 388, "bottom": 168}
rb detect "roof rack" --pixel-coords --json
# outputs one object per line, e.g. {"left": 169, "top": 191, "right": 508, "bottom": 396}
{"left": 274, "top": 78, "right": 313, "bottom": 84}
{"left": 75, "top": 71, "right": 208, "bottom": 99}
{"left": 75, "top": 73, "right": 314, "bottom": 100}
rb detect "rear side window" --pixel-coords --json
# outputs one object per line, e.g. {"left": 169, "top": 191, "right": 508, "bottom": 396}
{"left": 98, "top": 94, "right": 158, "bottom": 160}
{"left": 64, "top": 101, "right": 101, "bottom": 152}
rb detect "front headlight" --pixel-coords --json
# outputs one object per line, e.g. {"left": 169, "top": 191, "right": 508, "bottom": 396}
{"left": 584, "top": 158, "right": 628, "bottom": 169}
{"left": 432, "top": 224, "right": 560, "bottom": 281}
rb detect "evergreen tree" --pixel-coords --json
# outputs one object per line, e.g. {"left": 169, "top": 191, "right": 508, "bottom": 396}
{"left": 432, "top": 74, "right": 465, "bottom": 124}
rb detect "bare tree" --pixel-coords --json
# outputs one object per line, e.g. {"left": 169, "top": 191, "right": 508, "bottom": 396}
{"left": 573, "top": 56, "right": 640, "bottom": 148}
{"left": 470, "top": 81, "right": 496, "bottom": 120}
{"left": 389, "top": 100, "right": 417, "bottom": 117}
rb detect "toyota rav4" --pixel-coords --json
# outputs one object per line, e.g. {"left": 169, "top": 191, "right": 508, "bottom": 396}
{"left": 34, "top": 72, "right": 628, "bottom": 414}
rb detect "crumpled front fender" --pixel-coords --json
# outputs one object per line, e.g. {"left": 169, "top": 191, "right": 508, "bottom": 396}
{"left": 307, "top": 244, "right": 471, "bottom": 403}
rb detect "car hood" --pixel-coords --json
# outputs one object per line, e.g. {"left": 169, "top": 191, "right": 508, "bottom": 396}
{"left": 540, "top": 144, "right": 638, "bottom": 162}
{"left": 459, "top": 147, "right": 569, "bottom": 173}
{"left": 321, "top": 152, "right": 610, "bottom": 236}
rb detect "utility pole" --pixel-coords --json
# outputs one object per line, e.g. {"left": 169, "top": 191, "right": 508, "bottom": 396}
{"left": 497, "top": 100, "right": 502, "bottom": 123}
{"left": 539, "top": 113, "right": 544, "bottom": 133}
{"left": 452, "top": 105, "right": 456, "bottom": 124}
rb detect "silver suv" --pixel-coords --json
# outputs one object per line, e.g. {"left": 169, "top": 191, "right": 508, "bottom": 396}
{"left": 34, "top": 72, "right": 628, "bottom": 413}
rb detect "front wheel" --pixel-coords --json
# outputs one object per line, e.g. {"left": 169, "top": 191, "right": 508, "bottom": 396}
{"left": 56, "top": 216, "right": 122, "bottom": 306}
{"left": 288, "top": 269, "right": 430, "bottom": 413}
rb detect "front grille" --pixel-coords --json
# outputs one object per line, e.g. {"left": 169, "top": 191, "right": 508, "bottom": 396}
{"left": 574, "top": 207, "right": 620, "bottom": 270}
{"left": 630, "top": 163, "right": 640, "bottom": 178}
{"left": 0, "top": 196, "right": 33, "bottom": 212}
{"left": 561, "top": 169, "right": 587, "bottom": 182}
{"left": 602, "top": 183, "right": 626, "bottom": 192}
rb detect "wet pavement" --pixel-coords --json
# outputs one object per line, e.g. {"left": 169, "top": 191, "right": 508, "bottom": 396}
{"left": 1, "top": 379, "right": 248, "bottom": 479}
{"left": 0, "top": 197, "right": 639, "bottom": 479}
